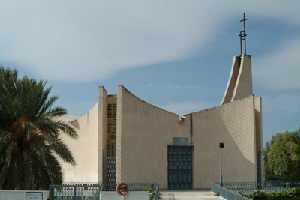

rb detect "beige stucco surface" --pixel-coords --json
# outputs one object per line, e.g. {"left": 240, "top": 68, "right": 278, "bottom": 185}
{"left": 193, "top": 96, "right": 258, "bottom": 188}
{"left": 60, "top": 103, "right": 99, "bottom": 183}
{"left": 233, "top": 55, "right": 253, "bottom": 101}
{"left": 98, "top": 87, "right": 107, "bottom": 183}
{"left": 222, "top": 55, "right": 252, "bottom": 104}
{"left": 222, "top": 56, "right": 241, "bottom": 104}
{"left": 254, "top": 96, "right": 263, "bottom": 182}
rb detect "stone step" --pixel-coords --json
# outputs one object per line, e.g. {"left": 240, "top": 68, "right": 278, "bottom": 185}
{"left": 160, "top": 191, "right": 223, "bottom": 200}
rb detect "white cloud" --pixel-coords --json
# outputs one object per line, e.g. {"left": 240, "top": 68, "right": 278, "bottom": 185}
{"left": 162, "top": 101, "right": 211, "bottom": 115}
{"left": 0, "top": 0, "right": 299, "bottom": 81}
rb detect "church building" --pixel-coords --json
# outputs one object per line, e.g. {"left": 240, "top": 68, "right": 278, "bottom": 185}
{"left": 60, "top": 16, "right": 263, "bottom": 190}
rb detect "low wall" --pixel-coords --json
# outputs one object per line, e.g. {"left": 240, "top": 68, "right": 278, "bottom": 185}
{"left": 0, "top": 190, "right": 49, "bottom": 200}
{"left": 100, "top": 191, "right": 149, "bottom": 200}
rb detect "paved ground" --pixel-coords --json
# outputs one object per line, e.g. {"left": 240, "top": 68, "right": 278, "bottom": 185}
{"left": 160, "top": 191, "right": 224, "bottom": 200}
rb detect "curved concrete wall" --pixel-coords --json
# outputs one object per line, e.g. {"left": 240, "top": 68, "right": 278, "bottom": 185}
{"left": 193, "top": 96, "right": 258, "bottom": 188}
{"left": 116, "top": 86, "right": 191, "bottom": 188}
{"left": 60, "top": 103, "right": 99, "bottom": 183}
{"left": 117, "top": 85, "right": 261, "bottom": 189}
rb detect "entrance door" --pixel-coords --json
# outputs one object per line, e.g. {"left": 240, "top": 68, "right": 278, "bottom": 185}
{"left": 167, "top": 145, "right": 193, "bottom": 190}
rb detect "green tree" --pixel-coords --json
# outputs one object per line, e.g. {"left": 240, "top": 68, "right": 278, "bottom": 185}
{"left": 263, "top": 142, "right": 272, "bottom": 179}
{"left": 264, "top": 130, "right": 300, "bottom": 180}
{"left": 0, "top": 67, "right": 78, "bottom": 189}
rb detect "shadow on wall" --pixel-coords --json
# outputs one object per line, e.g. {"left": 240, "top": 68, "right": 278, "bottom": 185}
{"left": 193, "top": 96, "right": 258, "bottom": 189}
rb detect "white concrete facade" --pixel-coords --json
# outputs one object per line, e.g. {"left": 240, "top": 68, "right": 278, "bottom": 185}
{"left": 60, "top": 55, "right": 263, "bottom": 189}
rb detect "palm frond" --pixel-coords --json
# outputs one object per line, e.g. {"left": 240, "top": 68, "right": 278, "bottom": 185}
{"left": 55, "top": 121, "right": 78, "bottom": 139}
{"left": 50, "top": 138, "right": 76, "bottom": 165}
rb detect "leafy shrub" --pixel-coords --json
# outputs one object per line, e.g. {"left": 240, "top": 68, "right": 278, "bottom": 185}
{"left": 251, "top": 191, "right": 270, "bottom": 200}
{"left": 250, "top": 188, "right": 300, "bottom": 200}
{"left": 144, "top": 186, "right": 159, "bottom": 200}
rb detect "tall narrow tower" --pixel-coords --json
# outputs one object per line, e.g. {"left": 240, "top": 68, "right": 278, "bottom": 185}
{"left": 221, "top": 13, "right": 253, "bottom": 104}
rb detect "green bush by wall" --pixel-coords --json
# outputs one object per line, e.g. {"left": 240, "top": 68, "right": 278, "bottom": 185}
{"left": 250, "top": 188, "right": 300, "bottom": 200}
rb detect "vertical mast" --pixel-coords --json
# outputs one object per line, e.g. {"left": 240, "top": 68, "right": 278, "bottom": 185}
{"left": 239, "top": 12, "right": 248, "bottom": 55}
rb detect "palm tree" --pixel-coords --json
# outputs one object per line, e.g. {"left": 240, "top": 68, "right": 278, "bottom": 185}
{"left": 0, "top": 67, "right": 78, "bottom": 189}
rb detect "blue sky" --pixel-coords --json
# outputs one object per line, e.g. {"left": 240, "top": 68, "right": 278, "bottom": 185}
{"left": 1, "top": 1, "right": 300, "bottom": 143}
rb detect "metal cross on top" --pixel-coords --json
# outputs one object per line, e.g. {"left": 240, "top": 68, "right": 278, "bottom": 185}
{"left": 239, "top": 12, "right": 248, "bottom": 55}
